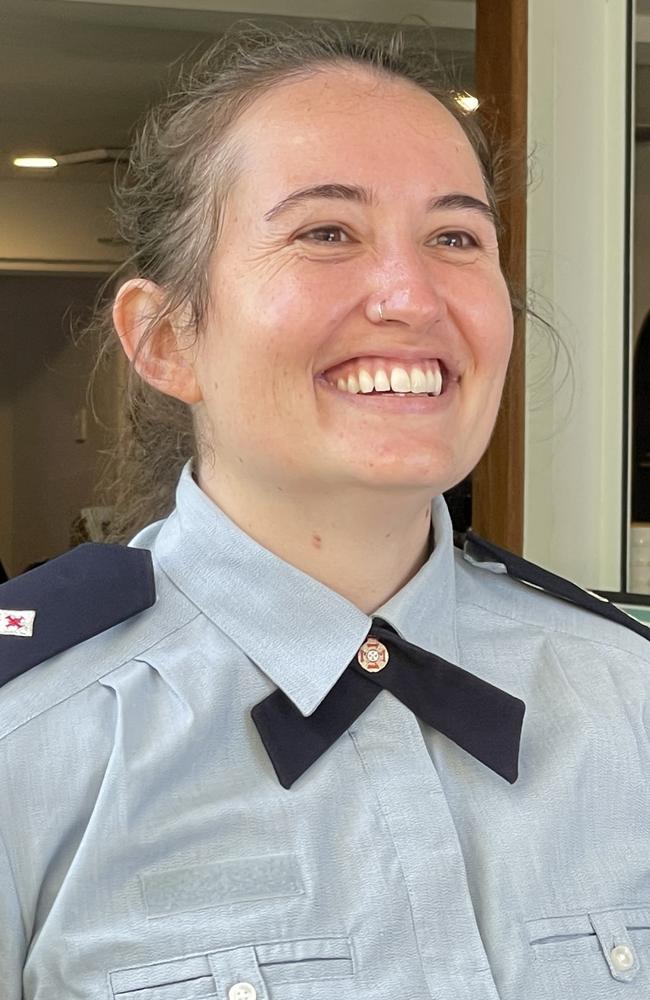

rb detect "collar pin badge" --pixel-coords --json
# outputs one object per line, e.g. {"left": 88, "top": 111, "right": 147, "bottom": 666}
{"left": 0, "top": 610, "right": 36, "bottom": 637}
{"left": 357, "top": 637, "right": 389, "bottom": 672}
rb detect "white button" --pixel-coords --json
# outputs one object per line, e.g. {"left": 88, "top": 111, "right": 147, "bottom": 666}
{"left": 610, "top": 944, "right": 635, "bottom": 971}
{"left": 228, "top": 984, "right": 256, "bottom": 1000}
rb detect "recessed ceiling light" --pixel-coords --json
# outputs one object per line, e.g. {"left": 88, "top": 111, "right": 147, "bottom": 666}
{"left": 455, "top": 93, "right": 480, "bottom": 113}
{"left": 13, "top": 156, "right": 58, "bottom": 169}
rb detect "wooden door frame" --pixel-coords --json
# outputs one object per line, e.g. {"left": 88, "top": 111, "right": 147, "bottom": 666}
{"left": 472, "top": 0, "right": 527, "bottom": 552}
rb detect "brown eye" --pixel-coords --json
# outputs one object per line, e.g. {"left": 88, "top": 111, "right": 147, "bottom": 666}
{"left": 299, "top": 227, "right": 351, "bottom": 243}
{"left": 431, "top": 231, "right": 478, "bottom": 249}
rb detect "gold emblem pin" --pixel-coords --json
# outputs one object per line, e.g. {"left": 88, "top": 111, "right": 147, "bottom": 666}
{"left": 357, "top": 637, "right": 389, "bottom": 672}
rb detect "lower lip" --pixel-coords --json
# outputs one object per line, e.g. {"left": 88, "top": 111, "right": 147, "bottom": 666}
{"left": 315, "top": 376, "right": 459, "bottom": 412}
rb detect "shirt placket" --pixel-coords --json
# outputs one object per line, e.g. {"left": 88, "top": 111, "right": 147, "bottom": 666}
{"left": 349, "top": 695, "right": 502, "bottom": 1000}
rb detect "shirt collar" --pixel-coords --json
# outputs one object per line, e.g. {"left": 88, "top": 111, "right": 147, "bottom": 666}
{"left": 153, "top": 463, "right": 459, "bottom": 716}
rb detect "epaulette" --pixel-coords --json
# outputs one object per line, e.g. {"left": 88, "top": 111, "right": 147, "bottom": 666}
{"left": 0, "top": 544, "right": 156, "bottom": 689}
{"left": 463, "top": 529, "right": 650, "bottom": 642}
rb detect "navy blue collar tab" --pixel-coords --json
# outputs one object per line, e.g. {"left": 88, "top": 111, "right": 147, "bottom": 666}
{"left": 252, "top": 617, "right": 525, "bottom": 789}
{"left": 464, "top": 530, "right": 650, "bottom": 642}
{"left": 0, "top": 543, "right": 156, "bottom": 688}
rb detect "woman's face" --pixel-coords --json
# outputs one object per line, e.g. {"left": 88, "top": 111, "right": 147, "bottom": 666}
{"left": 191, "top": 67, "right": 513, "bottom": 499}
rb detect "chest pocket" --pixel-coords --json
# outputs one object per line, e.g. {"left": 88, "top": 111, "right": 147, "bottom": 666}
{"left": 109, "top": 936, "right": 354, "bottom": 1000}
{"left": 526, "top": 906, "right": 650, "bottom": 995}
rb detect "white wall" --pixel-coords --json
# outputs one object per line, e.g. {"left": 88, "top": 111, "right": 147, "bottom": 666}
{"left": 525, "top": 0, "right": 629, "bottom": 591}
{"left": 0, "top": 178, "right": 124, "bottom": 270}
{"left": 62, "top": 0, "right": 475, "bottom": 29}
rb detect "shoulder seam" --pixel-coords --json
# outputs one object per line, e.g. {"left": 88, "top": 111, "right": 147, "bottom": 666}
{"left": 457, "top": 597, "right": 650, "bottom": 665}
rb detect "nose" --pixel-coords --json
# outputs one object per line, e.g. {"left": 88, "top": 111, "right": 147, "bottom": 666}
{"left": 366, "top": 250, "right": 448, "bottom": 328}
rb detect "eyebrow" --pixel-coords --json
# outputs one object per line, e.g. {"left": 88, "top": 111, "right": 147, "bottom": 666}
{"left": 264, "top": 184, "right": 496, "bottom": 228}
{"left": 264, "top": 184, "right": 371, "bottom": 221}
{"left": 427, "top": 192, "right": 497, "bottom": 228}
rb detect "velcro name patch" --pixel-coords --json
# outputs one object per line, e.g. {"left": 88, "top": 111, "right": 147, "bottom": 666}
{"left": 140, "top": 854, "right": 304, "bottom": 918}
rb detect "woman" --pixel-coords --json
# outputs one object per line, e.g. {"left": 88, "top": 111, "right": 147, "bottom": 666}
{"left": 1, "top": 24, "right": 649, "bottom": 1000}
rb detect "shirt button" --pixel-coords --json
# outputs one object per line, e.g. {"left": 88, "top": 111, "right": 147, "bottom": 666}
{"left": 610, "top": 944, "right": 635, "bottom": 971}
{"left": 228, "top": 984, "right": 257, "bottom": 1000}
{"left": 357, "top": 638, "right": 389, "bottom": 672}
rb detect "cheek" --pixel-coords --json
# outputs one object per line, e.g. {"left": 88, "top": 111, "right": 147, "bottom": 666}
{"left": 263, "top": 266, "right": 350, "bottom": 329}
{"left": 234, "top": 273, "right": 353, "bottom": 383}
{"left": 225, "top": 259, "right": 328, "bottom": 343}
{"left": 456, "top": 272, "right": 514, "bottom": 369}
{"left": 197, "top": 286, "right": 319, "bottom": 425}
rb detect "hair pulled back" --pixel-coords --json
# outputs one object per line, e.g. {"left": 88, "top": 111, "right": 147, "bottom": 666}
{"left": 95, "top": 21, "right": 510, "bottom": 540}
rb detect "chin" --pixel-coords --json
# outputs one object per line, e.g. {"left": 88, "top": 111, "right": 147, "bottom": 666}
{"left": 346, "top": 464, "right": 461, "bottom": 496}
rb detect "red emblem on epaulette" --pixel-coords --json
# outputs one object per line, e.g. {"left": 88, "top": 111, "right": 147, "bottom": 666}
{"left": 0, "top": 609, "right": 36, "bottom": 637}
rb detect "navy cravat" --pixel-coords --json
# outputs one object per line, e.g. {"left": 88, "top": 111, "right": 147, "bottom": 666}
{"left": 252, "top": 618, "right": 525, "bottom": 788}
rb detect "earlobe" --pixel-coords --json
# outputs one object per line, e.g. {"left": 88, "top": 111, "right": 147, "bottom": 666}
{"left": 112, "top": 278, "right": 203, "bottom": 405}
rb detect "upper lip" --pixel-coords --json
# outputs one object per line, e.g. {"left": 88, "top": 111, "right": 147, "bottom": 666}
{"left": 318, "top": 347, "right": 463, "bottom": 381}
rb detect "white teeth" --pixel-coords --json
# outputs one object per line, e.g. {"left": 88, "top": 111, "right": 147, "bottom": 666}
{"left": 410, "top": 366, "right": 427, "bottom": 393}
{"left": 426, "top": 367, "right": 442, "bottom": 395}
{"left": 389, "top": 367, "right": 411, "bottom": 393}
{"left": 374, "top": 368, "right": 390, "bottom": 391}
{"left": 358, "top": 368, "right": 375, "bottom": 394}
{"left": 329, "top": 360, "right": 445, "bottom": 396}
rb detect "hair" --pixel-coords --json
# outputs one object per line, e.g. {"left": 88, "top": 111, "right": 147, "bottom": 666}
{"left": 92, "top": 20, "right": 521, "bottom": 541}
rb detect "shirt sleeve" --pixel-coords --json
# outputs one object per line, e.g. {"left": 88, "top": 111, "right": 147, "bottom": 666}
{"left": 0, "top": 824, "right": 27, "bottom": 1000}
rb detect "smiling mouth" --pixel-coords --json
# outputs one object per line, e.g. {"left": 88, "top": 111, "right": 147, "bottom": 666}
{"left": 320, "top": 357, "right": 450, "bottom": 397}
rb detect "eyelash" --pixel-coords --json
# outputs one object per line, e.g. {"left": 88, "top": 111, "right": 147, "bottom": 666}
{"left": 297, "top": 226, "right": 480, "bottom": 248}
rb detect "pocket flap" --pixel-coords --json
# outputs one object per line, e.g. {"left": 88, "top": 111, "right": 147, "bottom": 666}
{"left": 254, "top": 935, "right": 351, "bottom": 965}
{"left": 110, "top": 936, "right": 354, "bottom": 999}
{"left": 110, "top": 954, "right": 212, "bottom": 995}
{"left": 527, "top": 905, "right": 650, "bottom": 946}
{"left": 526, "top": 912, "right": 594, "bottom": 945}
{"left": 254, "top": 935, "right": 353, "bottom": 985}
{"left": 526, "top": 905, "right": 650, "bottom": 981}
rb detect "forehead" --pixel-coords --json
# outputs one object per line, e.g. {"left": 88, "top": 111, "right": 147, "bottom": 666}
{"left": 229, "top": 66, "right": 486, "bottom": 202}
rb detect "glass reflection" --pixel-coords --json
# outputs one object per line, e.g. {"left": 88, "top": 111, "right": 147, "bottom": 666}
{"left": 629, "top": 0, "right": 650, "bottom": 593}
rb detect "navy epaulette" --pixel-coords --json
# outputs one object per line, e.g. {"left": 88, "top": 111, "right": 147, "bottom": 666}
{"left": 464, "top": 529, "right": 650, "bottom": 642}
{"left": 0, "top": 544, "right": 156, "bottom": 689}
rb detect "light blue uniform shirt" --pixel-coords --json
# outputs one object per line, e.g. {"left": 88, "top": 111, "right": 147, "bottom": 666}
{"left": 1, "top": 463, "right": 650, "bottom": 1000}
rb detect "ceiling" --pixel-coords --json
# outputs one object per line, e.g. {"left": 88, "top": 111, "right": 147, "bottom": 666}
{"left": 0, "top": 0, "right": 475, "bottom": 183}
{"left": 1, "top": 0, "right": 648, "bottom": 188}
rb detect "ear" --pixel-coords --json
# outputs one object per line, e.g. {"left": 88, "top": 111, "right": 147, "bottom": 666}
{"left": 112, "top": 278, "right": 202, "bottom": 405}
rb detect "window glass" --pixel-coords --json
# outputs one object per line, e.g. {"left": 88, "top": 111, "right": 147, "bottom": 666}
{"left": 628, "top": 0, "right": 650, "bottom": 594}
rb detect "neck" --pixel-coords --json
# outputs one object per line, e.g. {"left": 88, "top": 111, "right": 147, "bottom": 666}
{"left": 197, "top": 466, "right": 435, "bottom": 614}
